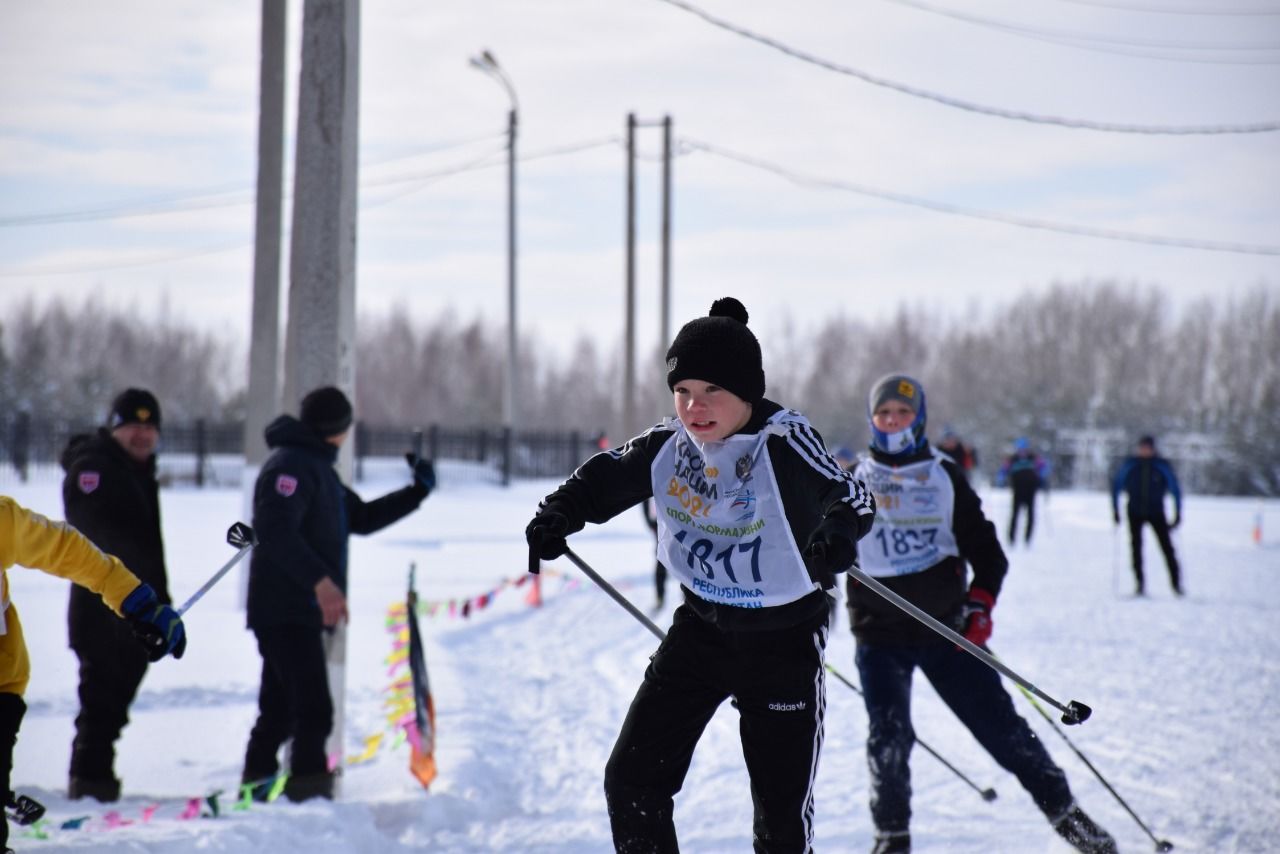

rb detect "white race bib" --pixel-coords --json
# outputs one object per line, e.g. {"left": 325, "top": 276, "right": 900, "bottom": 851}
{"left": 652, "top": 415, "right": 817, "bottom": 608}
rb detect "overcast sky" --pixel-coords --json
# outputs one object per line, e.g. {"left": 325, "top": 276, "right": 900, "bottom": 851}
{"left": 1, "top": 0, "right": 1277, "bottom": 365}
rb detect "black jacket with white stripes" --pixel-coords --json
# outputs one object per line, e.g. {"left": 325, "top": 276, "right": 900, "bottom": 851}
{"left": 537, "top": 399, "right": 876, "bottom": 632}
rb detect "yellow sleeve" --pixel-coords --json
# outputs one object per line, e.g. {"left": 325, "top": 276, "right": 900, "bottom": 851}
{"left": 0, "top": 496, "right": 142, "bottom": 615}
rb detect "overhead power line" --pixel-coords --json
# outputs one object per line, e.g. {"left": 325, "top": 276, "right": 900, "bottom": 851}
{"left": 0, "top": 137, "right": 622, "bottom": 229}
{"left": 681, "top": 137, "right": 1280, "bottom": 256}
{"left": 1053, "top": 0, "right": 1280, "bottom": 15}
{"left": 653, "top": 0, "right": 1280, "bottom": 133}
{"left": 0, "top": 137, "right": 625, "bottom": 277}
{"left": 877, "top": 0, "right": 1280, "bottom": 65}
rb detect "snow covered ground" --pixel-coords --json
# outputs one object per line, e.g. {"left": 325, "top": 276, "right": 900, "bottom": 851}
{"left": 5, "top": 468, "right": 1279, "bottom": 853}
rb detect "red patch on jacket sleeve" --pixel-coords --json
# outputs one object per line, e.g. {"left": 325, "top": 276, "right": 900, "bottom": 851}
{"left": 77, "top": 471, "right": 101, "bottom": 494}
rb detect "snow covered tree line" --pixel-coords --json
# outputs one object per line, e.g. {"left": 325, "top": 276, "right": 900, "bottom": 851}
{"left": 1, "top": 281, "right": 1275, "bottom": 494}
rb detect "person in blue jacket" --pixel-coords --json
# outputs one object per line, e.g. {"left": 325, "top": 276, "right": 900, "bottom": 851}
{"left": 1111, "top": 435, "right": 1183, "bottom": 596}
{"left": 241, "top": 386, "right": 436, "bottom": 802}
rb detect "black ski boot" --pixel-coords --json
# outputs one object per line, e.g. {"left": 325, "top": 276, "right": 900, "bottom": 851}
{"left": 68, "top": 774, "right": 121, "bottom": 803}
{"left": 871, "top": 830, "right": 910, "bottom": 853}
{"left": 284, "top": 771, "right": 336, "bottom": 802}
{"left": 1052, "top": 803, "right": 1118, "bottom": 854}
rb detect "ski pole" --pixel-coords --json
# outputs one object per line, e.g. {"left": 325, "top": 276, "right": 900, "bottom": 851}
{"left": 556, "top": 544, "right": 1005, "bottom": 803}
{"left": 560, "top": 547, "right": 666, "bottom": 642}
{"left": 1004, "top": 657, "right": 1174, "bottom": 852}
{"left": 177, "top": 522, "right": 257, "bottom": 616}
{"left": 824, "top": 663, "right": 997, "bottom": 802}
{"left": 842, "top": 561, "right": 1092, "bottom": 725}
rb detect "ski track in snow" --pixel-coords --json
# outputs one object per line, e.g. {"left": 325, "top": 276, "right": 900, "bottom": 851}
{"left": 3, "top": 477, "right": 1278, "bottom": 852}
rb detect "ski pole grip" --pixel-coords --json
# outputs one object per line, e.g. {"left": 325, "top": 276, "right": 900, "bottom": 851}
{"left": 527, "top": 536, "right": 542, "bottom": 576}
{"left": 1062, "top": 700, "right": 1092, "bottom": 725}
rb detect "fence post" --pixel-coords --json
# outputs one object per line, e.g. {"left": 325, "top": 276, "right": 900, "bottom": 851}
{"left": 195, "top": 418, "right": 207, "bottom": 488}
{"left": 412, "top": 429, "right": 424, "bottom": 462}
{"left": 502, "top": 425, "right": 513, "bottom": 487}
{"left": 569, "top": 430, "right": 580, "bottom": 475}
{"left": 11, "top": 412, "right": 31, "bottom": 484}
{"left": 478, "top": 429, "right": 488, "bottom": 464}
{"left": 355, "top": 422, "right": 368, "bottom": 482}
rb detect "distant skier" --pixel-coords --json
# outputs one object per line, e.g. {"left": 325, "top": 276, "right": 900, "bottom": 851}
{"left": 845, "top": 373, "right": 1117, "bottom": 854}
{"left": 934, "top": 426, "right": 977, "bottom": 480}
{"left": 995, "top": 437, "right": 1050, "bottom": 546}
{"left": 525, "top": 297, "right": 875, "bottom": 852}
{"left": 1111, "top": 435, "right": 1183, "bottom": 597}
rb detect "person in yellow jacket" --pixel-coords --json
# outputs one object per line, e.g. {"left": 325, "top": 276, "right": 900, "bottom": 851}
{"left": 0, "top": 496, "right": 186, "bottom": 853}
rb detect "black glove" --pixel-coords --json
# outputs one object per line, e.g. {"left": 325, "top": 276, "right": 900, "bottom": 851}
{"left": 803, "top": 517, "right": 857, "bottom": 590}
{"left": 122, "top": 583, "right": 187, "bottom": 662}
{"left": 525, "top": 506, "right": 571, "bottom": 570}
{"left": 405, "top": 453, "right": 436, "bottom": 493}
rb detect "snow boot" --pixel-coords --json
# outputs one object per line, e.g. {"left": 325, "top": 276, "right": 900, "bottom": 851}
{"left": 871, "top": 830, "right": 911, "bottom": 853}
{"left": 1052, "top": 803, "right": 1118, "bottom": 854}
{"left": 68, "top": 775, "right": 120, "bottom": 803}
{"left": 283, "top": 771, "right": 335, "bottom": 802}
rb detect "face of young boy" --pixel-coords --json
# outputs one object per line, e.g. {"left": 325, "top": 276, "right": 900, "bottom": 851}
{"left": 673, "top": 379, "right": 753, "bottom": 443}
{"left": 872, "top": 400, "right": 916, "bottom": 434}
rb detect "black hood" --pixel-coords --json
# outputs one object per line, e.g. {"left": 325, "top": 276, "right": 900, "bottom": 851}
{"left": 264, "top": 414, "right": 339, "bottom": 462}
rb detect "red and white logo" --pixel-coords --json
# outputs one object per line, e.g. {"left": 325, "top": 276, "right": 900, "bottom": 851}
{"left": 78, "top": 471, "right": 101, "bottom": 494}
{"left": 275, "top": 474, "right": 298, "bottom": 497}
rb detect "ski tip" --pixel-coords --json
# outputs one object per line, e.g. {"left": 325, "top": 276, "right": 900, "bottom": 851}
{"left": 1062, "top": 700, "right": 1092, "bottom": 725}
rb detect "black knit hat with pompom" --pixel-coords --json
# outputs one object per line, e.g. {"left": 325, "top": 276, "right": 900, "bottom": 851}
{"left": 665, "top": 297, "right": 765, "bottom": 403}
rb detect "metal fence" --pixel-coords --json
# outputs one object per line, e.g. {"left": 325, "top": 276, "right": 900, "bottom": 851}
{"left": 0, "top": 413, "right": 602, "bottom": 488}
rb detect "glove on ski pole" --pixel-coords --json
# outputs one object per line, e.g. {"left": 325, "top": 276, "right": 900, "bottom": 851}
{"left": 177, "top": 522, "right": 257, "bottom": 616}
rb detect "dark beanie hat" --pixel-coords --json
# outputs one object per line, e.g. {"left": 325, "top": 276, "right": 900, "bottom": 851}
{"left": 300, "top": 386, "right": 354, "bottom": 438}
{"left": 1138, "top": 435, "right": 1156, "bottom": 448}
{"left": 108, "top": 388, "right": 162, "bottom": 430}
{"left": 665, "top": 297, "right": 765, "bottom": 403}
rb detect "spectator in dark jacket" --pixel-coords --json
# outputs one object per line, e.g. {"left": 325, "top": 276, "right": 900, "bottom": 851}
{"left": 1111, "top": 435, "right": 1183, "bottom": 596}
{"left": 995, "top": 437, "right": 1050, "bottom": 546}
{"left": 60, "top": 388, "right": 171, "bottom": 802}
{"left": 846, "top": 373, "right": 1116, "bottom": 854}
{"left": 241, "top": 386, "right": 435, "bottom": 803}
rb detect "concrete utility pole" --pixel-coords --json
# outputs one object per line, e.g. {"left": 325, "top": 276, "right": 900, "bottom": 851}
{"left": 623, "top": 113, "right": 637, "bottom": 439}
{"left": 244, "top": 0, "right": 288, "bottom": 472}
{"left": 469, "top": 50, "right": 518, "bottom": 486}
{"left": 241, "top": 0, "right": 289, "bottom": 613}
{"left": 283, "top": 0, "right": 360, "bottom": 792}
{"left": 623, "top": 114, "right": 674, "bottom": 438}
{"left": 660, "top": 115, "right": 672, "bottom": 361}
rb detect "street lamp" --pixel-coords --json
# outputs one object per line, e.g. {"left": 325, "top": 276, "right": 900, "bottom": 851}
{"left": 470, "top": 49, "right": 518, "bottom": 485}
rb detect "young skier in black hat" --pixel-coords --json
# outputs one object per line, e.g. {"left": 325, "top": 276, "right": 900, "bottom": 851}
{"left": 526, "top": 297, "right": 875, "bottom": 851}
